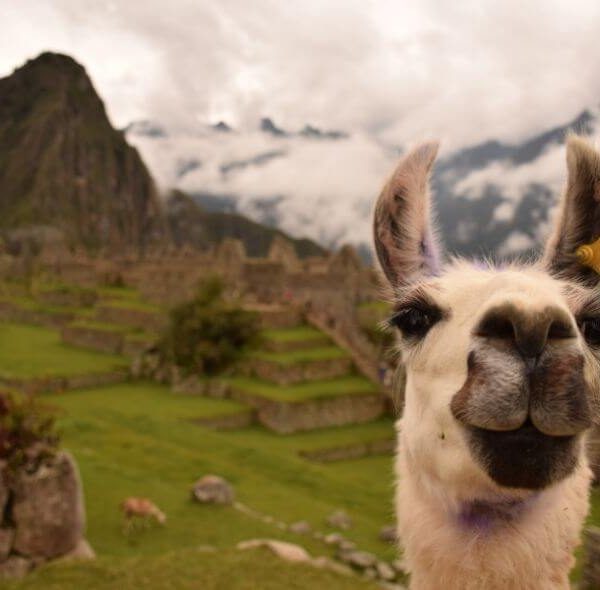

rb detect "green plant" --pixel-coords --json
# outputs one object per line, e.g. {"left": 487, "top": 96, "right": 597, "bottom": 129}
{"left": 0, "top": 392, "right": 60, "bottom": 473}
{"left": 158, "top": 277, "right": 260, "bottom": 376}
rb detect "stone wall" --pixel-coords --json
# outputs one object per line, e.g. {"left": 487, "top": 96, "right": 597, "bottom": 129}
{"left": 246, "top": 357, "right": 352, "bottom": 386}
{"left": 96, "top": 304, "right": 165, "bottom": 332}
{"left": 0, "top": 369, "right": 128, "bottom": 395}
{"left": 61, "top": 325, "right": 124, "bottom": 354}
{"left": 256, "top": 393, "right": 387, "bottom": 434}
{"left": 0, "top": 452, "right": 92, "bottom": 579}
{"left": 0, "top": 301, "right": 73, "bottom": 329}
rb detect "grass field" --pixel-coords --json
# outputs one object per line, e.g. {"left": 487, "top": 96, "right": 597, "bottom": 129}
{"left": 3, "top": 378, "right": 397, "bottom": 588}
{"left": 7, "top": 548, "right": 381, "bottom": 590}
{"left": 0, "top": 323, "right": 127, "bottom": 378}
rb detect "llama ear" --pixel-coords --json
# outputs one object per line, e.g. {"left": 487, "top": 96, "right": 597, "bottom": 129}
{"left": 373, "top": 141, "right": 442, "bottom": 287}
{"left": 543, "top": 135, "right": 600, "bottom": 285}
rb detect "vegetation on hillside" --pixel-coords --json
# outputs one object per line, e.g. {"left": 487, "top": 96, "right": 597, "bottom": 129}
{"left": 0, "top": 52, "right": 166, "bottom": 253}
{"left": 158, "top": 277, "right": 260, "bottom": 376}
{"left": 166, "top": 190, "right": 325, "bottom": 258}
{"left": 0, "top": 391, "right": 59, "bottom": 473}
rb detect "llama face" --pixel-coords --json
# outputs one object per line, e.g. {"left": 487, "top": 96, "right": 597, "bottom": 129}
{"left": 374, "top": 137, "right": 600, "bottom": 497}
{"left": 392, "top": 263, "right": 598, "bottom": 492}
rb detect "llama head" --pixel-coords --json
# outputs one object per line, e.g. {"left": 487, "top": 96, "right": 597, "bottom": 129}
{"left": 374, "top": 136, "right": 600, "bottom": 498}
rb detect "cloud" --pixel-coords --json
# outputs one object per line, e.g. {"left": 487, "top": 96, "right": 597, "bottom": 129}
{"left": 3, "top": 0, "right": 600, "bottom": 150}
{"left": 131, "top": 129, "right": 397, "bottom": 247}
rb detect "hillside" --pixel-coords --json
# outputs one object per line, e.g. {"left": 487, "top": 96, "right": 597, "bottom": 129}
{"left": 0, "top": 52, "right": 166, "bottom": 253}
{"left": 166, "top": 190, "right": 325, "bottom": 258}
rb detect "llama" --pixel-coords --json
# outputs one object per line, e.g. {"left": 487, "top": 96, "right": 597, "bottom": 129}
{"left": 373, "top": 136, "right": 600, "bottom": 590}
{"left": 121, "top": 497, "right": 166, "bottom": 533}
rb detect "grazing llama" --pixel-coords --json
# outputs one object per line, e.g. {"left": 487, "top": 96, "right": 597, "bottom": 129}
{"left": 373, "top": 136, "right": 600, "bottom": 590}
{"left": 121, "top": 497, "right": 166, "bottom": 533}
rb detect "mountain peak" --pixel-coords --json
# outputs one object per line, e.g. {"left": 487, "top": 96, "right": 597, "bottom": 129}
{"left": 260, "top": 117, "right": 287, "bottom": 136}
{"left": 213, "top": 121, "right": 233, "bottom": 133}
{"left": 0, "top": 52, "right": 166, "bottom": 254}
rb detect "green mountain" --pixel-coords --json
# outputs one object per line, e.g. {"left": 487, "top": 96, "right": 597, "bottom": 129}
{"left": 0, "top": 52, "right": 166, "bottom": 253}
{"left": 166, "top": 190, "right": 325, "bottom": 258}
{"left": 0, "top": 52, "right": 325, "bottom": 259}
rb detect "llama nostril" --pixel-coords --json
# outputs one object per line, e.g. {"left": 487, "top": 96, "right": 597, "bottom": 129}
{"left": 475, "top": 304, "right": 575, "bottom": 360}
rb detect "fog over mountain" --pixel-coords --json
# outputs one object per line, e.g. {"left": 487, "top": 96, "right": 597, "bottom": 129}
{"left": 127, "top": 108, "right": 599, "bottom": 259}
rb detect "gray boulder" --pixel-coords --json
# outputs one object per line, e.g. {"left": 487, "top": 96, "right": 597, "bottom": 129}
{"left": 0, "top": 528, "right": 14, "bottom": 562}
{"left": 289, "top": 520, "right": 312, "bottom": 535}
{"left": 376, "top": 560, "right": 397, "bottom": 581}
{"left": 337, "top": 549, "right": 378, "bottom": 570}
{"left": 237, "top": 539, "right": 311, "bottom": 563}
{"left": 324, "top": 532, "right": 345, "bottom": 546}
{"left": 326, "top": 509, "right": 352, "bottom": 530}
{"left": 0, "top": 556, "right": 32, "bottom": 579}
{"left": 191, "top": 475, "right": 235, "bottom": 505}
{"left": 58, "top": 538, "right": 96, "bottom": 562}
{"left": 11, "top": 451, "right": 85, "bottom": 559}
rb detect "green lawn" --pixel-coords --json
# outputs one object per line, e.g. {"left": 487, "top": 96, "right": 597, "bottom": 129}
{"left": 223, "top": 375, "right": 379, "bottom": 402}
{"left": 0, "top": 323, "right": 127, "bottom": 378}
{"left": 7, "top": 548, "right": 381, "bottom": 590}
{"left": 41, "top": 381, "right": 396, "bottom": 566}
{"left": 247, "top": 347, "right": 349, "bottom": 364}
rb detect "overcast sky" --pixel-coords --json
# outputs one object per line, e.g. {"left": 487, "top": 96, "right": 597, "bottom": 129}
{"left": 3, "top": 0, "right": 600, "bottom": 150}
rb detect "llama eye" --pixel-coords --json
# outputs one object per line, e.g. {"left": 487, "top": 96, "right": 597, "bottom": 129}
{"left": 580, "top": 317, "right": 600, "bottom": 347}
{"left": 390, "top": 306, "right": 440, "bottom": 339}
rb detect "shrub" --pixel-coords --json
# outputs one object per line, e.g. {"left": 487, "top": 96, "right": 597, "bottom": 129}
{"left": 0, "top": 392, "right": 60, "bottom": 473}
{"left": 159, "top": 277, "right": 260, "bottom": 376}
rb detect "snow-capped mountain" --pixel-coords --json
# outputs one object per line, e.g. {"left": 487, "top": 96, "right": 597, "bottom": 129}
{"left": 126, "top": 110, "right": 599, "bottom": 260}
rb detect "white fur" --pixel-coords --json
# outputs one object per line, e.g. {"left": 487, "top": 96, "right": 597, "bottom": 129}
{"left": 394, "top": 263, "right": 592, "bottom": 590}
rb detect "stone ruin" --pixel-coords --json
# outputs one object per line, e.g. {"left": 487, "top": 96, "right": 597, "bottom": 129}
{"left": 0, "top": 452, "right": 92, "bottom": 579}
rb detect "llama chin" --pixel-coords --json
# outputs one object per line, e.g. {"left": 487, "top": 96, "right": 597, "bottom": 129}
{"left": 373, "top": 136, "right": 600, "bottom": 590}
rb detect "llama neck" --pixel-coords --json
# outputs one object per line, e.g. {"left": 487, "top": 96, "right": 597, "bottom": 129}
{"left": 396, "top": 447, "right": 591, "bottom": 590}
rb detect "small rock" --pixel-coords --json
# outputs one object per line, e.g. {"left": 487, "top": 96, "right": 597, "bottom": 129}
{"left": 338, "top": 539, "right": 356, "bottom": 552}
{"left": 289, "top": 520, "right": 312, "bottom": 535}
{"left": 324, "top": 532, "right": 345, "bottom": 546}
{"left": 191, "top": 475, "right": 235, "bottom": 505}
{"left": 363, "top": 566, "right": 377, "bottom": 579}
{"left": 58, "top": 538, "right": 95, "bottom": 561}
{"left": 376, "top": 561, "right": 397, "bottom": 581}
{"left": 0, "top": 528, "right": 14, "bottom": 561}
{"left": 237, "top": 539, "right": 311, "bottom": 563}
{"left": 326, "top": 509, "right": 352, "bottom": 530}
{"left": 312, "top": 556, "right": 353, "bottom": 576}
{"left": 338, "top": 549, "right": 378, "bottom": 570}
{"left": 0, "top": 556, "right": 32, "bottom": 579}
{"left": 379, "top": 525, "right": 398, "bottom": 544}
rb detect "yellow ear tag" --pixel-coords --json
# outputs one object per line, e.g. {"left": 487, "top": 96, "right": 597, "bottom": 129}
{"left": 576, "top": 237, "right": 600, "bottom": 274}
